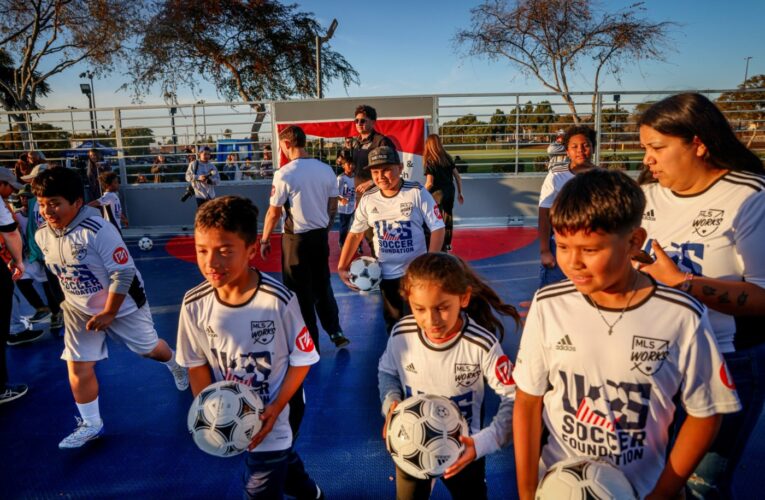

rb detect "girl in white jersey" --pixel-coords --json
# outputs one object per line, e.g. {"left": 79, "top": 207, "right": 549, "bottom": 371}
{"left": 637, "top": 93, "right": 765, "bottom": 498}
{"left": 379, "top": 253, "right": 520, "bottom": 499}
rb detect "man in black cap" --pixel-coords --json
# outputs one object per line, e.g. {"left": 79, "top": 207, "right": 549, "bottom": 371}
{"left": 185, "top": 146, "right": 220, "bottom": 207}
{"left": 350, "top": 105, "right": 397, "bottom": 256}
{"left": 338, "top": 146, "right": 445, "bottom": 333}
{"left": 0, "top": 167, "right": 29, "bottom": 404}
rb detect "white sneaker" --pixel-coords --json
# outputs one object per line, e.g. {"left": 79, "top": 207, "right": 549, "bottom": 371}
{"left": 169, "top": 363, "right": 189, "bottom": 391}
{"left": 59, "top": 417, "right": 104, "bottom": 449}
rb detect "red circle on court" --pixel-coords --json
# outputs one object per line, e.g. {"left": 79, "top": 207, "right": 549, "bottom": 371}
{"left": 165, "top": 227, "right": 539, "bottom": 273}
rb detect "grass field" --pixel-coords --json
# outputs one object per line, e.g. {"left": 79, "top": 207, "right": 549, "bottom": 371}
{"left": 447, "top": 146, "right": 645, "bottom": 173}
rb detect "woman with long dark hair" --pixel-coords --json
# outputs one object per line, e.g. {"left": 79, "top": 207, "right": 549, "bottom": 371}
{"left": 423, "top": 134, "right": 463, "bottom": 251}
{"left": 638, "top": 92, "right": 765, "bottom": 497}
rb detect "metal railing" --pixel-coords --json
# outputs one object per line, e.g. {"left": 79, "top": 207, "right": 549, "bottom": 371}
{"left": 2, "top": 89, "right": 763, "bottom": 183}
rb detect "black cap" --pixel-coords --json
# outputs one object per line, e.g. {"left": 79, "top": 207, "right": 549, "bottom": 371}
{"left": 365, "top": 146, "right": 400, "bottom": 169}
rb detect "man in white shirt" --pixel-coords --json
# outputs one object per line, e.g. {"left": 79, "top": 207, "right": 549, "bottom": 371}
{"left": 260, "top": 125, "right": 349, "bottom": 350}
{"left": 0, "top": 167, "right": 29, "bottom": 404}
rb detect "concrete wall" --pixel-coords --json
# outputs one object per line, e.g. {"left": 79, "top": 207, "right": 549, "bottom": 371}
{"left": 122, "top": 174, "right": 545, "bottom": 233}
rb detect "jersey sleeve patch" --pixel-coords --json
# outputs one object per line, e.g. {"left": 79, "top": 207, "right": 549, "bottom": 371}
{"left": 495, "top": 355, "right": 514, "bottom": 386}
{"left": 295, "top": 326, "right": 315, "bottom": 353}
{"left": 720, "top": 362, "right": 736, "bottom": 390}
{"left": 112, "top": 247, "right": 129, "bottom": 264}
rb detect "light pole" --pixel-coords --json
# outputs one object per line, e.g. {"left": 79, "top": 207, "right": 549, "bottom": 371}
{"left": 67, "top": 106, "right": 77, "bottom": 137}
{"left": 79, "top": 71, "right": 98, "bottom": 131}
{"left": 197, "top": 100, "right": 207, "bottom": 139}
{"left": 80, "top": 83, "right": 96, "bottom": 140}
{"left": 315, "top": 18, "right": 338, "bottom": 99}
{"left": 170, "top": 107, "right": 178, "bottom": 155}
{"left": 315, "top": 18, "right": 338, "bottom": 161}
{"left": 744, "top": 56, "right": 753, "bottom": 83}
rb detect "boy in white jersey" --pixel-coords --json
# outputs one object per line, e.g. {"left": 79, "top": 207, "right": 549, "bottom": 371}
{"left": 88, "top": 171, "right": 128, "bottom": 232}
{"left": 31, "top": 168, "right": 188, "bottom": 449}
{"left": 176, "top": 196, "right": 323, "bottom": 499}
{"left": 338, "top": 146, "right": 445, "bottom": 333}
{"left": 513, "top": 169, "right": 741, "bottom": 499}
{"left": 379, "top": 253, "right": 520, "bottom": 499}
{"left": 335, "top": 149, "right": 356, "bottom": 250}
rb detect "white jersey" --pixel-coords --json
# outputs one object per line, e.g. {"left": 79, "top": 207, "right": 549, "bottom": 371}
{"left": 337, "top": 173, "right": 356, "bottom": 215}
{"left": 98, "top": 191, "right": 123, "bottom": 229}
{"left": 176, "top": 271, "right": 320, "bottom": 452}
{"left": 351, "top": 181, "right": 445, "bottom": 279}
{"left": 269, "top": 157, "right": 339, "bottom": 234}
{"left": 378, "top": 314, "right": 515, "bottom": 459}
{"left": 642, "top": 171, "right": 765, "bottom": 353}
{"left": 35, "top": 207, "right": 146, "bottom": 318}
{"left": 538, "top": 166, "right": 575, "bottom": 208}
{"left": 514, "top": 280, "right": 741, "bottom": 498}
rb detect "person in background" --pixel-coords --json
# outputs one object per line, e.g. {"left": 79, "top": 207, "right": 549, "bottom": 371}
{"left": 546, "top": 129, "right": 569, "bottom": 170}
{"left": 537, "top": 125, "right": 597, "bottom": 288}
{"left": 88, "top": 172, "right": 128, "bottom": 232}
{"left": 151, "top": 155, "right": 167, "bottom": 183}
{"left": 260, "top": 145, "right": 273, "bottom": 178}
{"left": 86, "top": 149, "right": 111, "bottom": 202}
{"left": 335, "top": 150, "right": 357, "bottom": 251}
{"left": 0, "top": 167, "right": 29, "bottom": 404}
{"left": 423, "top": 133, "right": 464, "bottom": 252}
{"left": 222, "top": 153, "right": 239, "bottom": 181}
{"left": 185, "top": 146, "right": 220, "bottom": 208}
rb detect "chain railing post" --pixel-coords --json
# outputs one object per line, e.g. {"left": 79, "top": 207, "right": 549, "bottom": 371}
{"left": 594, "top": 92, "right": 603, "bottom": 166}
{"left": 514, "top": 95, "right": 520, "bottom": 174}
{"left": 113, "top": 108, "right": 128, "bottom": 187}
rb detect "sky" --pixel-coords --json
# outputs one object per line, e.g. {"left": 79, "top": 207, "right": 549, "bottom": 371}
{"left": 36, "top": 0, "right": 765, "bottom": 111}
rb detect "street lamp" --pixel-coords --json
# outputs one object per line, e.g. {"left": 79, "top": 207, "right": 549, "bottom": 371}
{"left": 80, "top": 83, "right": 96, "bottom": 139}
{"left": 744, "top": 56, "right": 753, "bottom": 84}
{"left": 315, "top": 18, "right": 338, "bottom": 99}
{"left": 79, "top": 71, "right": 98, "bottom": 131}
{"left": 170, "top": 107, "right": 178, "bottom": 155}
{"left": 315, "top": 18, "right": 338, "bottom": 161}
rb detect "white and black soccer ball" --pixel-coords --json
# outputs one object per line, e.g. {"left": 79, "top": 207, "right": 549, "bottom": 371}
{"left": 386, "top": 394, "right": 468, "bottom": 479}
{"left": 187, "top": 381, "right": 264, "bottom": 458}
{"left": 138, "top": 236, "right": 153, "bottom": 251}
{"left": 349, "top": 256, "right": 382, "bottom": 291}
{"left": 536, "top": 456, "right": 638, "bottom": 500}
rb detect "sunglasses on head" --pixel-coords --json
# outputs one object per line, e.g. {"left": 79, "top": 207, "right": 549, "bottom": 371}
{"left": 354, "top": 118, "right": 367, "bottom": 124}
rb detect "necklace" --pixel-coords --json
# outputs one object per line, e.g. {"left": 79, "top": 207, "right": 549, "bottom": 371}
{"left": 591, "top": 272, "right": 640, "bottom": 335}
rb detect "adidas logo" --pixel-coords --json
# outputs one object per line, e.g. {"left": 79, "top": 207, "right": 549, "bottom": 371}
{"left": 556, "top": 335, "right": 576, "bottom": 351}
{"left": 205, "top": 326, "right": 217, "bottom": 338}
{"left": 643, "top": 209, "right": 655, "bottom": 221}
{"left": 405, "top": 363, "right": 417, "bottom": 374}
{"left": 436, "top": 455, "right": 451, "bottom": 466}
{"left": 371, "top": 207, "right": 379, "bottom": 214}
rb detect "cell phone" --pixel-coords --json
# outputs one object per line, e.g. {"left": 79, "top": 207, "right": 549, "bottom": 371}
{"left": 632, "top": 250, "right": 654, "bottom": 265}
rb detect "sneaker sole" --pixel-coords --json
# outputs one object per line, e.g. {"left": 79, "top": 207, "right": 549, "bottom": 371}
{"left": 58, "top": 429, "right": 104, "bottom": 449}
{"left": 7, "top": 332, "right": 46, "bottom": 346}
{"left": 332, "top": 338, "right": 351, "bottom": 348}
{"left": 0, "top": 388, "right": 28, "bottom": 405}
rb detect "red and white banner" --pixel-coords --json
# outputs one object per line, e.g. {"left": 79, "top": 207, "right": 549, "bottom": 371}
{"left": 276, "top": 118, "right": 427, "bottom": 184}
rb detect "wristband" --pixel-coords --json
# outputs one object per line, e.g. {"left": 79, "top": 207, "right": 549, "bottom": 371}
{"left": 260, "top": 239, "right": 270, "bottom": 246}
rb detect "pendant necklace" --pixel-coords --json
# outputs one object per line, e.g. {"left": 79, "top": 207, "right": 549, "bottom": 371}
{"left": 592, "top": 272, "right": 640, "bottom": 335}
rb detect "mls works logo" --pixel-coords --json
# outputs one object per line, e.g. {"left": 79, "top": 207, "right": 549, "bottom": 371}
{"left": 399, "top": 202, "right": 413, "bottom": 217}
{"left": 692, "top": 209, "right": 724, "bottom": 237}
{"left": 71, "top": 243, "right": 87, "bottom": 261}
{"left": 630, "top": 336, "right": 669, "bottom": 376}
{"left": 454, "top": 363, "right": 480, "bottom": 388}
{"left": 250, "top": 320, "right": 275, "bottom": 345}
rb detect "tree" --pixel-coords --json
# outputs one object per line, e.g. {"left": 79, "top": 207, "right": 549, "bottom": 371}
{"left": 455, "top": 0, "right": 674, "bottom": 122}
{"left": 532, "top": 101, "right": 557, "bottom": 133}
{"left": 119, "top": 127, "right": 155, "bottom": 157}
{"left": 0, "top": 0, "right": 142, "bottom": 146}
{"left": 127, "top": 0, "right": 359, "bottom": 137}
{"left": 716, "top": 75, "right": 765, "bottom": 147}
{"left": 441, "top": 114, "right": 491, "bottom": 145}
{"left": 489, "top": 109, "right": 509, "bottom": 142}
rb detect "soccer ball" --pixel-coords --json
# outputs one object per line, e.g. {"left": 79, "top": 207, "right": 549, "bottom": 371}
{"left": 386, "top": 394, "right": 468, "bottom": 479}
{"left": 349, "top": 256, "right": 382, "bottom": 291}
{"left": 187, "top": 381, "right": 264, "bottom": 458}
{"left": 138, "top": 236, "right": 153, "bottom": 251}
{"left": 536, "top": 456, "right": 638, "bottom": 500}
